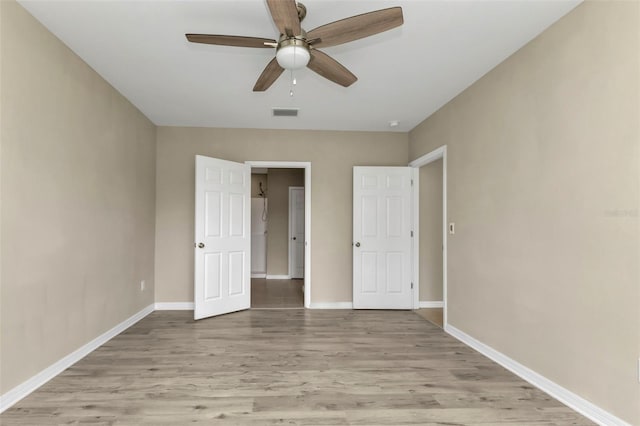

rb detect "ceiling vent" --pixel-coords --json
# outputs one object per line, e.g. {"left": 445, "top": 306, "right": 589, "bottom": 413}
{"left": 272, "top": 108, "right": 299, "bottom": 117}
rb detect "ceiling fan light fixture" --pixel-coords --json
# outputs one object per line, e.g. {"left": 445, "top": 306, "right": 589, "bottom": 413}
{"left": 186, "top": 2, "right": 404, "bottom": 91}
{"left": 276, "top": 39, "right": 310, "bottom": 70}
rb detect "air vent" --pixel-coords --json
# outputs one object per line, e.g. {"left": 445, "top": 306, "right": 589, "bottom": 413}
{"left": 272, "top": 108, "right": 299, "bottom": 117}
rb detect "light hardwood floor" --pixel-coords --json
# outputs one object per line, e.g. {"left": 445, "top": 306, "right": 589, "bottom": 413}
{"left": 1, "top": 310, "right": 593, "bottom": 425}
{"left": 251, "top": 278, "right": 304, "bottom": 309}
{"left": 414, "top": 308, "right": 444, "bottom": 328}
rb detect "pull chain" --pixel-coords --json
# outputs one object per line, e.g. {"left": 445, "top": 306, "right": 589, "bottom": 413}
{"left": 289, "top": 69, "right": 297, "bottom": 97}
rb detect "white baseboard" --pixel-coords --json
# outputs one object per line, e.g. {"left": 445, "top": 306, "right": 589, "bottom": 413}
{"left": 309, "top": 302, "right": 353, "bottom": 309}
{"left": 154, "top": 302, "right": 194, "bottom": 310}
{"left": 0, "top": 303, "right": 155, "bottom": 413}
{"left": 266, "top": 274, "right": 290, "bottom": 279}
{"left": 419, "top": 301, "right": 444, "bottom": 308}
{"left": 251, "top": 273, "right": 266, "bottom": 278}
{"left": 444, "top": 324, "right": 631, "bottom": 426}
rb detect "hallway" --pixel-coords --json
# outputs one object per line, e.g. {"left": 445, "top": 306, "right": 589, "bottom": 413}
{"left": 251, "top": 278, "right": 304, "bottom": 309}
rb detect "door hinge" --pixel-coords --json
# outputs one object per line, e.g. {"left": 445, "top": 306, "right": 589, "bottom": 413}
{"left": 411, "top": 179, "right": 414, "bottom": 186}
{"left": 411, "top": 282, "right": 414, "bottom": 289}
{"left": 411, "top": 230, "right": 414, "bottom": 237}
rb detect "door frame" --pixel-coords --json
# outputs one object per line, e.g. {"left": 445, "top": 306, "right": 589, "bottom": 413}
{"left": 245, "top": 161, "right": 311, "bottom": 309}
{"left": 288, "top": 186, "right": 304, "bottom": 280}
{"left": 409, "top": 145, "right": 448, "bottom": 327}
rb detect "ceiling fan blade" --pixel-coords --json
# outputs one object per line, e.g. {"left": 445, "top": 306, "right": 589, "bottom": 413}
{"left": 307, "top": 49, "right": 357, "bottom": 88}
{"left": 266, "top": 0, "right": 301, "bottom": 36}
{"left": 307, "top": 7, "right": 403, "bottom": 49}
{"left": 186, "top": 34, "right": 276, "bottom": 48}
{"left": 253, "top": 57, "right": 285, "bottom": 91}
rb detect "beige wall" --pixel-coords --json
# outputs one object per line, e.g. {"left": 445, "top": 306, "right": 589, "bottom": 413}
{"left": 419, "top": 160, "right": 443, "bottom": 302}
{"left": 251, "top": 173, "right": 267, "bottom": 198}
{"left": 0, "top": 1, "right": 157, "bottom": 394}
{"left": 409, "top": 2, "right": 639, "bottom": 423}
{"left": 266, "top": 168, "right": 304, "bottom": 276}
{"left": 155, "top": 127, "right": 408, "bottom": 303}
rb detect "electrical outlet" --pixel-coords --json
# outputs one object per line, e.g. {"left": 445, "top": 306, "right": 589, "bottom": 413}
{"left": 140, "top": 280, "right": 145, "bottom": 292}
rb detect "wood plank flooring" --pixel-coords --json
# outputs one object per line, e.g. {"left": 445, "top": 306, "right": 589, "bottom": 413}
{"left": 1, "top": 310, "right": 593, "bottom": 425}
{"left": 251, "top": 279, "right": 304, "bottom": 309}
{"left": 414, "top": 308, "right": 444, "bottom": 328}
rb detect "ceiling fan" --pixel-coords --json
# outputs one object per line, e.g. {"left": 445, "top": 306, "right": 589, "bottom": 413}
{"left": 185, "top": 0, "right": 403, "bottom": 92}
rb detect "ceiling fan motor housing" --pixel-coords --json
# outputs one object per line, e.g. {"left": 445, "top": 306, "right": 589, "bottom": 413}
{"left": 297, "top": 3, "right": 307, "bottom": 22}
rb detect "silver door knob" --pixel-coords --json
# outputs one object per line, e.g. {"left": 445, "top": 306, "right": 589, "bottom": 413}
{"left": 198, "top": 242, "right": 205, "bottom": 249}
{"left": 355, "top": 242, "right": 361, "bottom": 247}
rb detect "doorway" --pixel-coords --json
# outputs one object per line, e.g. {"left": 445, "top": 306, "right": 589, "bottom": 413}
{"left": 246, "top": 162, "right": 311, "bottom": 309}
{"left": 409, "top": 146, "right": 448, "bottom": 328}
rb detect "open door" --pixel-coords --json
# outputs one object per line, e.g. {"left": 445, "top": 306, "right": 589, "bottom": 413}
{"left": 194, "top": 155, "right": 251, "bottom": 320}
{"left": 289, "top": 187, "right": 305, "bottom": 279}
{"left": 353, "top": 167, "right": 413, "bottom": 309}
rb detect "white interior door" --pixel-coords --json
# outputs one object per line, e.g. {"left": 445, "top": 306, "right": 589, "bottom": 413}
{"left": 353, "top": 167, "right": 413, "bottom": 309}
{"left": 195, "top": 155, "right": 251, "bottom": 320}
{"left": 289, "top": 187, "right": 305, "bottom": 279}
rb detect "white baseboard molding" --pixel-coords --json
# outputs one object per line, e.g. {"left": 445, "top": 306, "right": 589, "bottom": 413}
{"left": 309, "top": 302, "right": 353, "bottom": 309}
{"left": 251, "top": 273, "right": 266, "bottom": 278}
{"left": 266, "top": 274, "right": 290, "bottom": 279}
{"left": 444, "top": 324, "right": 631, "bottom": 426}
{"left": 154, "top": 302, "right": 194, "bottom": 310}
{"left": 0, "top": 303, "right": 155, "bottom": 414}
{"left": 419, "top": 301, "right": 444, "bottom": 308}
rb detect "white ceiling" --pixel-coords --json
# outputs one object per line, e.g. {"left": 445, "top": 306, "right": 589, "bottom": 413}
{"left": 19, "top": 0, "right": 580, "bottom": 132}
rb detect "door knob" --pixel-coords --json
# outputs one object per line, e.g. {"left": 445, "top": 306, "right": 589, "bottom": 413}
{"left": 293, "top": 237, "right": 296, "bottom": 240}
{"left": 355, "top": 242, "right": 361, "bottom": 247}
{"left": 198, "top": 242, "right": 205, "bottom": 249}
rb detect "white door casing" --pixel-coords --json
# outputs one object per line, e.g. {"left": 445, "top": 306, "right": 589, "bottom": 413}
{"left": 246, "top": 161, "right": 311, "bottom": 308}
{"left": 353, "top": 167, "right": 413, "bottom": 309}
{"left": 194, "top": 155, "right": 251, "bottom": 320}
{"left": 289, "top": 187, "right": 305, "bottom": 279}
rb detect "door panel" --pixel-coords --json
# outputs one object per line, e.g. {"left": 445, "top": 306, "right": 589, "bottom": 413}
{"left": 353, "top": 167, "right": 412, "bottom": 309}
{"left": 204, "top": 253, "right": 222, "bottom": 300}
{"left": 195, "top": 155, "right": 251, "bottom": 320}
{"left": 205, "top": 191, "right": 222, "bottom": 236}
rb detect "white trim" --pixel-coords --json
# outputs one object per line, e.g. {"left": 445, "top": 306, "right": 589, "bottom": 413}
{"left": 246, "top": 161, "right": 311, "bottom": 309}
{"left": 409, "top": 146, "right": 447, "bottom": 167}
{"left": 0, "top": 304, "right": 155, "bottom": 413}
{"left": 418, "top": 301, "right": 444, "bottom": 308}
{"left": 266, "top": 274, "right": 291, "bottom": 280}
{"left": 445, "top": 324, "right": 631, "bottom": 426}
{"left": 412, "top": 167, "right": 420, "bottom": 310}
{"left": 309, "top": 302, "right": 353, "bottom": 309}
{"left": 251, "top": 273, "right": 266, "bottom": 278}
{"left": 409, "top": 145, "right": 448, "bottom": 327}
{"left": 303, "top": 166, "right": 311, "bottom": 309}
{"left": 154, "top": 302, "right": 194, "bottom": 310}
